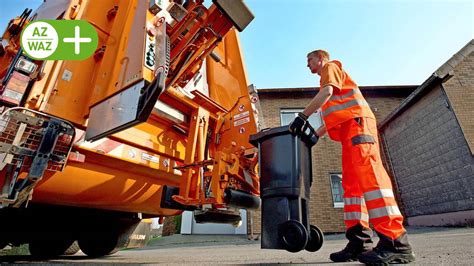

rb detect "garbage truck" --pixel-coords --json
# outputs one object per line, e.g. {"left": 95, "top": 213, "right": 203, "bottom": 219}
{"left": 0, "top": 0, "right": 261, "bottom": 257}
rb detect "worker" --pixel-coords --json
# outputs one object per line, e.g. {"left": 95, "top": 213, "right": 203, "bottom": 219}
{"left": 289, "top": 50, "right": 415, "bottom": 264}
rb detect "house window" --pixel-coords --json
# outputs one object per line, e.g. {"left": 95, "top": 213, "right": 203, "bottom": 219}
{"left": 330, "top": 173, "right": 344, "bottom": 208}
{"left": 280, "top": 109, "right": 323, "bottom": 129}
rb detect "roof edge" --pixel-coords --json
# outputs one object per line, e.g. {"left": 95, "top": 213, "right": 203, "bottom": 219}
{"left": 378, "top": 75, "right": 441, "bottom": 130}
{"left": 434, "top": 39, "right": 474, "bottom": 79}
{"left": 257, "top": 85, "right": 418, "bottom": 94}
{"left": 379, "top": 39, "right": 473, "bottom": 130}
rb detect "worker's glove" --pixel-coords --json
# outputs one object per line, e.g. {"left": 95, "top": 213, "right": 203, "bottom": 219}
{"left": 289, "top": 112, "right": 308, "bottom": 134}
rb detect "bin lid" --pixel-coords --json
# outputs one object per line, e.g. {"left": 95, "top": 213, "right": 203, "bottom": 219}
{"left": 249, "top": 125, "right": 318, "bottom": 147}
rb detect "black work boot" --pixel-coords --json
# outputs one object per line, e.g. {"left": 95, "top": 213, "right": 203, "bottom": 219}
{"left": 358, "top": 232, "right": 415, "bottom": 265}
{"left": 330, "top": 224, "right": 373, "bottom": 262}
{"left": 330, "top": 246, "right": 371, "bottom": 262}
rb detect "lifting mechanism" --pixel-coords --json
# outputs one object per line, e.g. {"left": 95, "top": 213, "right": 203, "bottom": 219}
{"left": 0, "top": 0, "right": 325, "bottom": 257}
{"left": 0, "top": 108, "right": 75, "bottom": 207}
{"left": 0, "top": 0, "right": 262, "bottom": 255}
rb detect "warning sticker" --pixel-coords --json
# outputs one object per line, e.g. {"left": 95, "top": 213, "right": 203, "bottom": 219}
{"left": 234, "top": 117, "right": 250, "bottom": 127}
{"left": 62, "top": 69, "right": 73, "bottom": 81}
{"left": 233, "top": 111, "right": 249, "bottom": 121}
{"left": 142, "top": 153, "right": 159, "bottom": 163}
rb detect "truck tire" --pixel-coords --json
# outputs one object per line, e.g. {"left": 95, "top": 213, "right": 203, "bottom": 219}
{"left": 78, "top": 233, "right": 119, "bottom": 257}
{"left": 0, "top": 240, "right": 8, "bottom": 250}
{"left": 63, "top": 240, "right": 80, "bottom": 255}
{"left": 29, "top": 238, "right": 75, "bottom": 257}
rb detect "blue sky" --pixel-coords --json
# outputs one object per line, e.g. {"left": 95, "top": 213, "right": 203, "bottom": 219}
{"left": 1, "top": 0, "right": 472, "bottom": 88}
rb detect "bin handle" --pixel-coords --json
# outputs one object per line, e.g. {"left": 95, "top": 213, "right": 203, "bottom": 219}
{"left": 302, "top": 123, "right": 319, "bottom": 144}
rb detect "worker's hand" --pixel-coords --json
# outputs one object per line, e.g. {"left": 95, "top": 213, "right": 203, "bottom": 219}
{"left": 289, "top": 112, "right": 308, "bottom": 134}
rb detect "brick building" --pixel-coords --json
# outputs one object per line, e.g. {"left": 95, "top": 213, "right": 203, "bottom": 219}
{"left": 179, "top": 40, "right": 473, "bottom": 236}
{"left": 378, "top": 40, "right": 474, "bottom": 226}
{"left": 252, "top": 85, "right": 416, "bottom": 233}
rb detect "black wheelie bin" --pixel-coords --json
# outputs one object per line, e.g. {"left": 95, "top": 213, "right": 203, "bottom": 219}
{"left": 250, "top": 125, "right": 324, "bottom": 253}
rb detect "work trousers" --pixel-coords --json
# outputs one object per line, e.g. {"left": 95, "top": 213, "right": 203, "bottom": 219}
{"left": 339, "top": 117, "right": 406, "bottom": 241}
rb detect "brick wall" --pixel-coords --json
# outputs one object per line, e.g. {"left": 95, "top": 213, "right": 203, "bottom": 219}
{"left": 251, "top": 89, "right": 407, "bottom": 233}
{"left": 442, "top": 49, "right": 474, "bottom": 154}
{"left": 381, "top": 85, "right": 474, "bottom": 217}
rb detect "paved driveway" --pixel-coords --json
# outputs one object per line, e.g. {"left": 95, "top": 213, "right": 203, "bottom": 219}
{"left": 0, "top": 226, "right": 473, "bottom": 264}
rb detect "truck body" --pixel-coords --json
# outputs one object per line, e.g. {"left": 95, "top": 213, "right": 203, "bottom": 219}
{"left": 0, "top": 0, "right": 261, "bottom": 257}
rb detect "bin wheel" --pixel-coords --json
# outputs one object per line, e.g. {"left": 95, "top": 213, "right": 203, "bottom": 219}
{"left": 305, "top": 225, "right": 324, "bottom": 252}
{"left": 279, "top": 220, "right": 308, "bottom": 253}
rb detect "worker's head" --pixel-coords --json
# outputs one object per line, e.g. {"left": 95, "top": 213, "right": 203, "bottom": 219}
{"left": 307, "top": 50, "right": 329, "bottom": 75}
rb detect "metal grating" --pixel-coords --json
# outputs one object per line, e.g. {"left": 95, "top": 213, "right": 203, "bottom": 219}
{"left": 0, "top": 108, "right": 75, "bottom": 172}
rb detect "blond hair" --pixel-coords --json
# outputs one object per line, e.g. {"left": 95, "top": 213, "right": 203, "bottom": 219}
{"left": 307, "top": 50, "right": 330, "bottom": 60}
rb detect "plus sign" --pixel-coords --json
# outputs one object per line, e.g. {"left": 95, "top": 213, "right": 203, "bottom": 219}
{"left": 63, "top": 26, "right": 92, "bottom": 55}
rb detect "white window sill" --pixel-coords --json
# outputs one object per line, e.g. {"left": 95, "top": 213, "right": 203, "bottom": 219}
{"left": 333, "top": 202, "right": 344, "bottom": 208}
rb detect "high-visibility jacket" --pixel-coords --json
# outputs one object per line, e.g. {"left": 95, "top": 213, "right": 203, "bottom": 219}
{"left": 319, "top": 60, "right": 407, "bottom": 241}
{"left": 319, "top": 60, "right": 375, "bottom": 141}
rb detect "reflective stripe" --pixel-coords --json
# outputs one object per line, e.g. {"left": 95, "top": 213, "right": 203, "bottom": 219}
{"left": 329, "top": 88, "right": 362, "bottom": 101}
{"left": 322, "top": 99, "right": 370, "bottom": 117}
{"left": 352, "top": 134, "right": 376, "bottom": 145}
{"left": 364, "top": 189, "right": 395, "bottom": 201}
{"left": 368, "top": 206, "right": 401, "bottom": 218}
{"left": 344, "top": 197, "right": 366, "bottom": 205}
{"left": 344, "top": 212, "right": 369, "bottom": 222}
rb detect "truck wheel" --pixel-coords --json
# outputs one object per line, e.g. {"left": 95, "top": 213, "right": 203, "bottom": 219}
{"left": 279, "top": 220, "right": 308, "bottom": 253}
{"left": 78, "top": 233, "right": 119, "bottom": 257}
{"left": 29, "top": 238, "right": 75, "bottom": 257}
{"left": 305, "top": 225, "right": 324, "bottom": 252}
{"left": 63, "top": 240, "right": 80, "bottom": 255}
{"left": 0, "top": 240, "right": 8, "bottom": 250}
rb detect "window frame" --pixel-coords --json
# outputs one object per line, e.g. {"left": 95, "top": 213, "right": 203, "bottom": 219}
{"left": 329, "top": 173, "right": 344, "bottom": 208}
{"left": 280, "top": 108, "right": 323, "bottom": 129}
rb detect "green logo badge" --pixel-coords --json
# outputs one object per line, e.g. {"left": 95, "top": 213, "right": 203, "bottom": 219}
{"left": 21, "top": 20, "right": 98, "bottom": 60}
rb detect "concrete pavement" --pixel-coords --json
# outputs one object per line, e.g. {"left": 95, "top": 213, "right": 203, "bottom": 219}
{"left": 0, "top": 226, "right": 473, "bottom": 264}
{"left": 138, "top": 226, "right": 473, "bottom": 265}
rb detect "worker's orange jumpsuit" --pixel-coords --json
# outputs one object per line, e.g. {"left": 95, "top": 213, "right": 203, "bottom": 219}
{"left": 320, "top": 60, "right": 407, "bottom": 246}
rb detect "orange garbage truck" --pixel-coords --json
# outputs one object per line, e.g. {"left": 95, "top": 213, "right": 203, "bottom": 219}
{"left": 0, "top": 0, "right": 261, "bottom": 257}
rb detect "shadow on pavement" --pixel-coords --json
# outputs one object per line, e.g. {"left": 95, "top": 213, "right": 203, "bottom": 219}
{"left": 0, "top": 254, "right": 142, "bottom": 264}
